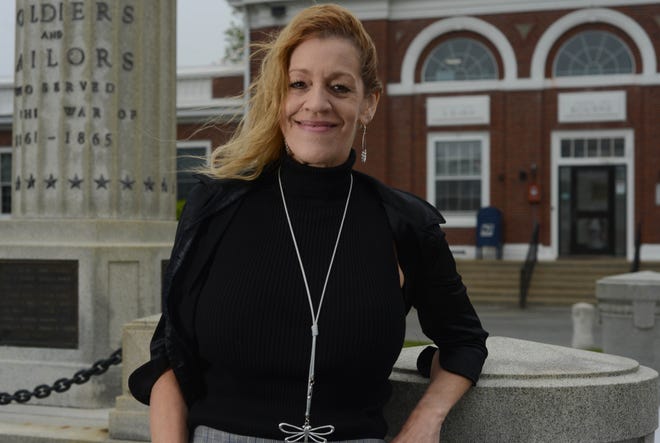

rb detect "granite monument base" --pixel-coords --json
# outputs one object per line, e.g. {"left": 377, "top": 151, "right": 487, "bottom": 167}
{"left": 0, "top": 219, "right": 175, "bottom": 408}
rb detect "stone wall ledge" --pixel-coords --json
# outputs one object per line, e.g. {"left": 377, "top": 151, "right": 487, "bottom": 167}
{"left": 388, "top": 337, "right": 658, "bottom": 442}
{"left": 111, "top": 316, "right": 659, "bottom": 443}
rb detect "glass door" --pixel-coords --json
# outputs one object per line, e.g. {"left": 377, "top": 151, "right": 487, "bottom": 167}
{"left": 571, "top": 166, "right": 614, "bottom": 254}
{"left": 558, "top": 165, "right": 626, "bottom": 256}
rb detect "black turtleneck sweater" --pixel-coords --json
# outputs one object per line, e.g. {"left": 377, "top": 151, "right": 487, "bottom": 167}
{"left": 187, "top": 152, "right": 406, "bottom": 439}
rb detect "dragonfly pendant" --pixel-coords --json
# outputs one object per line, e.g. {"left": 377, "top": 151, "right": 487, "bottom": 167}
{"left": 278, "top": 421, "right": 335, "bottom": 443}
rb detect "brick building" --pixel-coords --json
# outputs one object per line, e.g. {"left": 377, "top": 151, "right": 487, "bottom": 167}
{"left": 232, "top": 0, "right": 660, "bottom": 262}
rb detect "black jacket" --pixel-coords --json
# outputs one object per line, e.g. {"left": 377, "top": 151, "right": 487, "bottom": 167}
{"left": 129, "top": 169, "right": 488, "bottom": 407}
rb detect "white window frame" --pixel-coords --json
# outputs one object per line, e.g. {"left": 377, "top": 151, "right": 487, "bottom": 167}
{"left": 426, "top": 132, "right": 490, "bottom": 227}
{"left": 0, "top": 146, "right": 11, "bottom": 218}
{"left": 176, "top": 140, "right": 211, "bottom": 200}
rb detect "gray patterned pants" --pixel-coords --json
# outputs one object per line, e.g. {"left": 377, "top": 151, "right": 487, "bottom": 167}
{"left": 192, "top": 425, "right": 386, "bottom": 443}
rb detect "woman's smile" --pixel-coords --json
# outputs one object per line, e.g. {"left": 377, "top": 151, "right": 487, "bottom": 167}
{"left": 295, "top": 119, "right": 338, "bottom": 132}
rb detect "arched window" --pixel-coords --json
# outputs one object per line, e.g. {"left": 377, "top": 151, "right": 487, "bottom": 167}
{"left": 553, "top": 30, "right": 635, "bottom": 77}
{"left": 422, "top": 37, "right": 498, "bottom": 81}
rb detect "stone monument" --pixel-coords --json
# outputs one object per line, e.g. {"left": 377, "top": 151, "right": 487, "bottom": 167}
{"left": 0, "top": 0, "right": 177, "bottom": 408}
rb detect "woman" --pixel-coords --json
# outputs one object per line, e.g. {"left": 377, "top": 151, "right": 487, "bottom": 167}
{"left": 129, "top": 4, "right": 488, "bottom": 442}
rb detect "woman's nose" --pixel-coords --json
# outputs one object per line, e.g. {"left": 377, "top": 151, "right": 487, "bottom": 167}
{"left": 304, "top": 85, "right": 331, "bottom": 112}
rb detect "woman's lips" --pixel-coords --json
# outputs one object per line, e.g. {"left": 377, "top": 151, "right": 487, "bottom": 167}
{"left": 295, "top": 120, "right": 337, "bottom": 132}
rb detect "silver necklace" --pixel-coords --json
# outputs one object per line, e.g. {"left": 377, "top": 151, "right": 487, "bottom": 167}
{"left": 277, "top": 167, "right": 354, "bottom": 443}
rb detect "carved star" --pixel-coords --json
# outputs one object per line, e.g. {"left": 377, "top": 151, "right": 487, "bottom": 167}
{"left": 27, "top": 174, "right": 36, "bottom": 189}
{"left": 68, "top": 174, "right": 83, "bottom": 189}
{"left": 161, "top": 177, "right": 168, "bottom": 192}
{"left": 45, "top": 173, "right": 57, "bottom": 189}
{"left": 120, "top": 175, "right": 135, "bottom": 190}
{"left": 143, "top": 176, "right": 155, "bottom": 192}
{"left": 15, "top": 176, "right": 20, "bottom": 190}
{"left": 94, "top": 174, "right": 110, "bottom": 189}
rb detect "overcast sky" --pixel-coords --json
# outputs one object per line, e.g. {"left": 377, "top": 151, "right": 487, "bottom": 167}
{"left": 0, "top": 0, "right": 236, "bottom": 79}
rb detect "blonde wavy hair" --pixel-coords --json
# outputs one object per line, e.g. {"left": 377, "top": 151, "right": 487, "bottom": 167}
{"left": 204, "top": 3, "right": 383, "bottom": 180}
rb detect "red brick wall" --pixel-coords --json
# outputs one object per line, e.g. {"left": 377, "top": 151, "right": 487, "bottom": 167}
{"left": 177, "top": 122, "right": 237, "bottom": 151}
{"left": 0, "top": 130, "right": 12, "bottom": 146}
{"left": 212, "top": 76, "right": 243, "bottom": 98}
{"left": 639, "top": 86, "right": 660, "bottom": 243}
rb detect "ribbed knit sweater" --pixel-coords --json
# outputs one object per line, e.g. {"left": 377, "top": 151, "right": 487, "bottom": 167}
{"left": 188, "top": 152, "right": 406, "bottom": 439}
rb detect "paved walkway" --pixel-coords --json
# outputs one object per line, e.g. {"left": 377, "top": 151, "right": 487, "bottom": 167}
{"left": 406, "top": 304, "right": 588, "bottom": 347}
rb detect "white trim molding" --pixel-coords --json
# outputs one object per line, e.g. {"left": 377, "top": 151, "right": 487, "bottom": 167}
{"left": 530, "top": 8, "right": 657, "bottom": 81}
{"left": 396, "top": 16, "right": 517, "bottom": 91}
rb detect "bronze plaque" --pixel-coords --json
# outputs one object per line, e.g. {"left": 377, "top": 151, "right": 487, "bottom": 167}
{"left": 0, "top": 260, "right": 78, "bottom": 348}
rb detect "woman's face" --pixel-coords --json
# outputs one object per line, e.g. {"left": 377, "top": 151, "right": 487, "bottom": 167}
{"left": 280, "top": 37, "right": 379, "bottom": 167}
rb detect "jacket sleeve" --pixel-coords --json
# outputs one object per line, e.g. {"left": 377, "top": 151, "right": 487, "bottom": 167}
{"left": 412, "top": 223, "right": 488, "bottom": 385}
{"left": 127, "top": 191, "right": 199, "bottom": 406}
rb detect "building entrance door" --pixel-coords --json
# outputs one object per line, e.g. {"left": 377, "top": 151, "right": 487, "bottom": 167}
{"left": 571, "top": 166, "right": 614, "bottom": 254}
{"left": 558, "top": 165, "right": 627, "bottom": 256}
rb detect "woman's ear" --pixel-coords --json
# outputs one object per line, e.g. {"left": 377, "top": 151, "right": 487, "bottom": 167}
{"left": 360, "top": 90, "right": 381, "bottom": 124}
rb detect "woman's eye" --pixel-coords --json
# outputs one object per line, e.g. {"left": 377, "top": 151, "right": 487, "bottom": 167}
{"left": 331, "top": 84, "right": 350, "bottom": 93}
{"left": 289, "top": 81, "right": 306, "bottom": 89}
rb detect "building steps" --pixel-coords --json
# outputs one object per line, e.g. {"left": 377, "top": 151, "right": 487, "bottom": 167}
{"left": 456, "top": 260, "right": 521, "bottom": 305}
{"left": 456, "top": 259, "right": 660, "bottom": 306}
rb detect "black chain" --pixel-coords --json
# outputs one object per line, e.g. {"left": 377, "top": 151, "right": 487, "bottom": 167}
{"left": 0, "top": 348, "right": 122, "bottom": 405}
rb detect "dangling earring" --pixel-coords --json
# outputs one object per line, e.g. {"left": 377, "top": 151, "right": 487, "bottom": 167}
{"left": 284, "top": 139, "right": 292, "bottom": 156}
{"left": 360, "top": 124, "right": 367, "bottom": 164}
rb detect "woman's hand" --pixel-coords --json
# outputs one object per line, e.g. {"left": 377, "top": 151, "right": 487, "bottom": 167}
{"left": 391, "top": 350, "right": 472, "bottom": 443}
{"left": 150, "top": 369, "right": 188, "bottom": 443}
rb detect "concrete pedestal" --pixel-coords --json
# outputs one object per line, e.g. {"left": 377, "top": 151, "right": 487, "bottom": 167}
{"left": 597, "top": 271, "right": 660, "bottom": 376}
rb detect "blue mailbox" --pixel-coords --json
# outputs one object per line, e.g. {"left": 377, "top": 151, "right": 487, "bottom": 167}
{"left": 476, "top": 206, "right": 502, "bottom": 259}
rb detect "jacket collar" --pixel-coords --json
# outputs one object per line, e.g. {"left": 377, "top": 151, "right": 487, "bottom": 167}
{"left": 352, "top": 170, "right": 446, "bottom": 227}
{"left": 187, "top": 168, "right": 445, "bottom": 233}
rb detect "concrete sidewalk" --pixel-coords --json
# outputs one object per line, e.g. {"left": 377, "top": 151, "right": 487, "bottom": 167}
{"left": 406, "top": 304, "right": 590, "bottom": 348}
